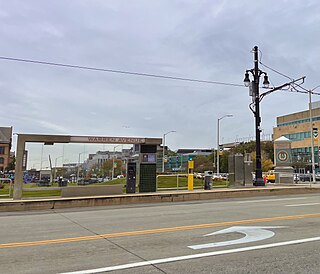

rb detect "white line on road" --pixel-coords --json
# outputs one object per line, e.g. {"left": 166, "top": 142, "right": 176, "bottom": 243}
{"left": 286, "top": 203, "right": 320, "bottom": 207}
{"left": 60, "top": 236, "right": 320, "bottom": 274}
{"left": 235, "top": 197, "right": 307, "bottom": 204}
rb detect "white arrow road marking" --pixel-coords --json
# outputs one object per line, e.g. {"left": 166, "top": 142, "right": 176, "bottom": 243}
{"left": 60, "top": 236, "right": 320, "bottom": 274}
{"left": 188, "top": 226, "right": 285, "bottom": 250}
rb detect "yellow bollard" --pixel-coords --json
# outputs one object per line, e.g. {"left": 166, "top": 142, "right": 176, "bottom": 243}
{"left": 188, "top": 160, "right": 194, "bottom": 191}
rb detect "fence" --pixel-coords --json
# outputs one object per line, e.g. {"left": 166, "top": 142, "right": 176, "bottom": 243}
{"left": 156, "top": 174, "right": 228, "bottom": 191}
{"left": 0, "top": 178, "right": 13, "bottom": 198}
{"left": 156, "top": 174, "right": 204, "bottom": 191}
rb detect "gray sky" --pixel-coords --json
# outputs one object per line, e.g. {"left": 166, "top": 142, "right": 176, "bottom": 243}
{"left": 1, "top": 0, "right": 320, "bottom": 168}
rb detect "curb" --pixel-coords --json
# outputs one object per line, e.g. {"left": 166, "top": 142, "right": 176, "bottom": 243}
{"left": 1, "top": 186, "right": 320, "bottom": 212}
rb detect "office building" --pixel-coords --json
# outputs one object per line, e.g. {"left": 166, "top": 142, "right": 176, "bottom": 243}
{"left": 273, "top": 106, "right": 320, "bottom": 168}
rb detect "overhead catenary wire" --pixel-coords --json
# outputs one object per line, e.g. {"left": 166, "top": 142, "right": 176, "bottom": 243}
{"left": 259, "top": 60, "right": 320, "bottom": 95}
{"left": 0, "top": 56, "right": 243, "bottom": 87}
{"left": 0, "top": 55, "right": 319, "bottom": 95}
{"left": 260, "top": 61, "right": 294, "bottom": 81}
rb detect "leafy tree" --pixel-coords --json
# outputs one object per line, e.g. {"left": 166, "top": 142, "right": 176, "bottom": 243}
{"left": 6, "top": 155, "right": 15, "bottom": 171}
{"left": 261, "top": 141, "right": 274, "bottom": 162}
{"left": 233, "top": 141, "right": 256, "bottom": 154}
{"left": 220, "top": 150, "right": 230, "bottom": 173}
{"left": 262, "top": 159, "right": 274, "bottom": 172}
{"left": 101, "top": 159, "right": 124, "bottom": 177}
{"left": 194, "top": 155, "right": 213, "bottom": 172}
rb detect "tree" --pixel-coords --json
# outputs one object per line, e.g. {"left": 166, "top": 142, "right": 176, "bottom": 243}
{"left": 261, "top": 141, "right": 274, "bottom": 162}
{"left": 194, "top": 155, "right": 213, "bottom": 172}
{"left": 262, "top": 159, "right": 274, "bottom": 172}
{"left": 233, "top": 141, "right": 256, "bottom": 155}
{"left": 220, "top": 150, "right": 230, "bottom": 173}
{"left": 6, "top": 155, "right": 15, "bottom": 171}
{"left": 232, "top": 141, "right": 274, "bottom": 164}
{"left": 101, "top": 159, "right": 124, "bottom": 177}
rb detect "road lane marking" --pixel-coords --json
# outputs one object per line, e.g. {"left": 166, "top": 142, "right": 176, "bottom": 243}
{"left": 286, "top": 203, "right": 320, "bottom": 207}
{"left": 188, "top": 226, "right": 285, "bottom": 250}
{"left": 1, "top": 212, "right": 320, "bottom": 249}
{"left": 59, "top": 236, "right": 320, "bottom": 274}
{"left": 236, "top": 197, "right": 307, "bottom": 204}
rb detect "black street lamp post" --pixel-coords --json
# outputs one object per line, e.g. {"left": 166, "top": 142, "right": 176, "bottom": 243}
{"left": 244, "top": 46, "right": 270, "bottom": 186}
{"left": 244, "top": 46, "right": 306, "bottom": 186}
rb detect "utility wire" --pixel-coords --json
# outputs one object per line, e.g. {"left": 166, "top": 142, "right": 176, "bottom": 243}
{"left": 1, "top": 55, "right": 319, "bottom": 95}
{"left": 0, "top": 56, "right": 243, "bottom": 87}
{"left": 259, "top": 61, "right": 294, "bottom": 81}
{"left": 259, "top": 60, "right": 320, "bottom": 95}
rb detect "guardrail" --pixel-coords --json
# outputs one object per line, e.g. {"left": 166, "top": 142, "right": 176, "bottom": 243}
{"left": 0, "top": 178, "right": 13, "bottom": 198}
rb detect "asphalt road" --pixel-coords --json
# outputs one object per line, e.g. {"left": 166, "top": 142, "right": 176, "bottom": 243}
{"left": 1, "top": 193, "right": 320, "bottom": 274}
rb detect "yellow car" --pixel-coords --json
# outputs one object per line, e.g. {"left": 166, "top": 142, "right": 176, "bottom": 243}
{"left": 266, "top": 171, "right": 275, "bottom": 183}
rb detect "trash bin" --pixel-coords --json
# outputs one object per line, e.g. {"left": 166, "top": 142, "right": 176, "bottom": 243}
{"left": 203, "top": 171, "right": 212, "bottom": 190}
{"left": 58, "top": 178, "right": 68, "bottom": 187}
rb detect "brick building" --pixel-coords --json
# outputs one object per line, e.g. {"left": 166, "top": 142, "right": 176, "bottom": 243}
{"left": 0, "top": 127, "right": 13, "bottom": 172}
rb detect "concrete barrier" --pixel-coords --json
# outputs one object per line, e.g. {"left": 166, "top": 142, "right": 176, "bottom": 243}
{"left": 61, "top": 185, "right": 123, "bottom": 197}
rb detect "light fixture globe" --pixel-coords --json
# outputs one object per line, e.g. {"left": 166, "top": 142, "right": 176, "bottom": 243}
{"left": 243, "top": 72, "right": 250, "bottom": 87}
{"left": 263, "top": 75, "right": 270, "bottom": 88}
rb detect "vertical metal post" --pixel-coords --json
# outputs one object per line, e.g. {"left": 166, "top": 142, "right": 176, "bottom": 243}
{"left": 217, "top": 118, "right": 220, "bottom": 175}
{"left": 76, "top": 153, "right": 81, "bottom": 183}
{"left": 253, "top": 46, "right": 264, "bottom": 186}
{"left": 39, "top": 144, "right": 44, "bottom": 180}
{"left": 216, "top": 115, "right": 232, "bottom": 175}
{"left": 13, "top": 135, "right": 25, "bottom": 200}
{"left": 176, "top": 173, "right": 179, "bottom": 190}
{"left": 309, "top": 90, "right": 316, "bottom": 183}
{"left": 162, "top": 134, "right": 165, "bottom": 172}
{"left": 112, "top": 147, "right": 115, "bottom": 179}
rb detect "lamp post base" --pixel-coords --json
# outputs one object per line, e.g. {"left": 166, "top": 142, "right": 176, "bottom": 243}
{"left": 253, "top": 178, "right": 265, "bottom": 186}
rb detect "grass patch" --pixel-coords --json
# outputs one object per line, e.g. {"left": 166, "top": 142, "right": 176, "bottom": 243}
{"left": 22, "top": 190, "right": 61, "bottom": 198}
{"left": 157, "top": 177, "right": 203, "bottom": 188}
{"left": 92, "top": 178, "right": 126, "bottom": 185}
{"left": 157, "top": 176, "right": 228, "bottom": 189}
{"left": 1, "top": 177, "right": 229, "bottom": 199}
{"left": 0, "top": 183, "right": 12, "bottom": 197}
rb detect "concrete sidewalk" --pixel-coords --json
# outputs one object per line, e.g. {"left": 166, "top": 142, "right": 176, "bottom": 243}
{"left": 1, "top": 184, "right": 320, "bottom": 212}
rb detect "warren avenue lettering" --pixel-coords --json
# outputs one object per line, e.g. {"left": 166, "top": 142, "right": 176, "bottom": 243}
{"left": 87, "top": 137, "right": 146, "bottom": 144}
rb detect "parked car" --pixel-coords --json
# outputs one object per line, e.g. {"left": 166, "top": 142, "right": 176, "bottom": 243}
{"left": 194, "top": 173, "right": 203, "bottom": 179}
{"left": 89, "top": 178, "right": 98, "bottom": 184}
{"left": 299, "top": 173, "right": 312, "bottom": 182}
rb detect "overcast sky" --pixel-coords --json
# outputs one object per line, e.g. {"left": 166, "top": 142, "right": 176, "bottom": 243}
{"left": 1, "top": 0, "right": 320, "bottom": 168}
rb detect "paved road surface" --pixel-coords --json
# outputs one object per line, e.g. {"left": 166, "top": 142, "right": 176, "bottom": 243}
{"left": 1, "top": 193, "right": 320, "bottom": 273}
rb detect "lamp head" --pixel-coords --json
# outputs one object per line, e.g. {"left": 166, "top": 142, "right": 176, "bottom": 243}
{"left": 243, "top": 72, "right": 250, "bottom": 87}
{"left": 263, "top": 75, "right": 270, "bottom": 88}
